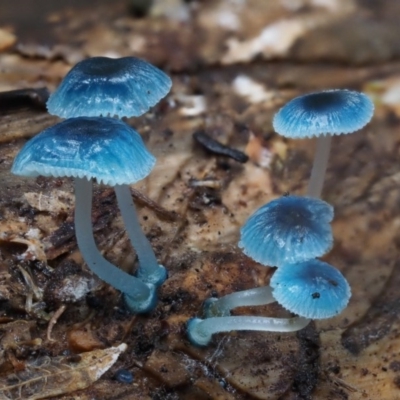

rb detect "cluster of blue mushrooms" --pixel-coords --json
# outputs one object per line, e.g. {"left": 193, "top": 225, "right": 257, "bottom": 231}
{"left": 12, "top": 57, "right": 172, "bottom": 313}
{"left": 187, "top": 89, "right": 374, "bottom": 346}
{"left": 11, "top": 63, "right": 374, "bottom": 346}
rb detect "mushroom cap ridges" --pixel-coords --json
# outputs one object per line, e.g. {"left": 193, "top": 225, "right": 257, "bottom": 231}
{"left": 47, "top": 56, "right": 172, "bottom": 118}
{"left": 273, "top": 89, "right": 374, "bottom": 138}
{"left": 239, "top": 195, "right": 334, "bottom": 267}
{"left": 11, "top": 117, "right": 156, "bottom": 186}
{"left": 270, "top": 259, "right": 351, "bottom": 319}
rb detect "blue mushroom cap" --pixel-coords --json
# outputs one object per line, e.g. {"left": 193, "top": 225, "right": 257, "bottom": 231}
{"left": 47, "top": 57, "right": 172, "bottom": 118}
{"left": 270, "top": 259, "right": 351, "bottom": 319}
{"left": 11, "top": 117, "right": 156, "bottom": 186}
{"left": 273, "top": 89, "right": 374, "bottom": 138}
{"left": 114, "top": 369, "right": 134, "bottom": 384}
{"left": 239, "top": 195, "right": 333, "bottom": 267}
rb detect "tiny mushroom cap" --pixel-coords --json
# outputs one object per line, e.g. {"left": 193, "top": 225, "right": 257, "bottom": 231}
{"left": 239, "top": 195, "right": 334, "bottom": 267}
{"left": 270, "top": 259, "right": 351, "bottom": 319}
{"left": 47, "top": 56, "right": 172, "bottom": 119}
{"left": 11, "top": 117, "right": 155, "bottom": 185}
{"left": 273, "top": 89, "right": 374, "bottom": 138}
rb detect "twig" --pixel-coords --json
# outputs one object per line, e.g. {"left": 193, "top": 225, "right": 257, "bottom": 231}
{"left": 193, "top": 130, "right": 249, "bottom": 163}
{"left": 131, "top": 188, "right": 179, "bottom": 221}
{"left": 0, "top": 87, "right": 50, "bottom": 111}
{"left": 47, "top": 304, "right": 67, "bottom": 342}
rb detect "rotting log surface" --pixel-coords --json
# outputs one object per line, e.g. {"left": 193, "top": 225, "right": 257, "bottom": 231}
{"left": 1, "top": 1, "right": 400, "bottom": 399}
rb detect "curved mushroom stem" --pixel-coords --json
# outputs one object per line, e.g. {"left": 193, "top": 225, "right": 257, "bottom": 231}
{"left": 204, "top": 286, "right": 275, "bottom": 317}
{"left": 187, "top": 316, "right": 310, "bottom": 347}
{"left": 114, "top": 184, "right": 167, "bottom": 286}
{"left": 307, "top": 135, "right": 332, "bottom": 198}
{"left": 74, "top": 177, "right": 157, "bottom": 313}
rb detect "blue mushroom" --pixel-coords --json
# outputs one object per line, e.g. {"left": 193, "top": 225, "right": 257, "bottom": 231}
{"left": 270, "top": 259, "right": 351, "bottom": 319}
{"left": 191, "top": 259, "right": 351, "bottom": 346}
{"left": 273, "top": 89, "right": 373, "bottom": 138}
{"left": 239, "top": 195, "right": 334, "bottom": 268}
{"left": 273, "top": 89, "right": 374, "bottom": 197}
{"left": 114, "top": 369, "right": 134, "bottom": 384}
{"left": 47, "top": 57, "right": 172, "bottom": 119}
{"left": 12, "top": 117, "right": 167, "bottom": 313}
{"left": 187, "top": 315, "right": 310, "bottom": 347}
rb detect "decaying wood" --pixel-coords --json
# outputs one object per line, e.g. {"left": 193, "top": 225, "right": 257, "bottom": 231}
{"left": 1, "top": 1, "right": 400, "bottom": 399}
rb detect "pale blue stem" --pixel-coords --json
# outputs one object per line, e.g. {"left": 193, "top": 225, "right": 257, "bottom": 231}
{"left": 187, "top": 316, "right": 310, "bottom": 346}
{"left": 114, "top": 184, "right": 166, "bottom": 286}
{"left": 74, "top": 177, "right": 157, "bottom": 313}
{"left": 307, "top": 135, "right": 332, "bottom": 198}
{"left": 204, "top": 286, "right": 275, "bottom": 317}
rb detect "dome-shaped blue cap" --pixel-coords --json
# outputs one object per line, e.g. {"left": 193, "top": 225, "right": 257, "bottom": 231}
{"left": 239, "top": 195, "right": 333, "bottom": 267}
{"left": 47, "top": 57, "right": 172, "bottom": 118}
{"left": 273, "top": 89, "right": 374, "bottom": 138}
{"left": 270, "top": 259, "right": 351, "bottom": 319}
{"left": 12, "top": 117, "right": 156, "bottom": 186}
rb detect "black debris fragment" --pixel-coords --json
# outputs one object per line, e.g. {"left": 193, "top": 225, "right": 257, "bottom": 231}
{"left": 0, "top": 87, "right": 50, "bottom": 112}
{"left": 193, "top": 130, "right": 249, "bottom": 163}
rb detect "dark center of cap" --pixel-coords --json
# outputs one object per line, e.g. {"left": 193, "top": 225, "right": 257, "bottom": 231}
{"left": 281, "top": 207, "right": 312, "bottom": 226}
{"left": 80, "top": 57, "right": 126, "bottom": 77}
{"left": 302, "top": 91, "right": 347, "bottom": 113}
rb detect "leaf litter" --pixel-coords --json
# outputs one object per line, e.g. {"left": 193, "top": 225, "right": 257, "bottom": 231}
{"left": 1, "top": 0, "right": 400, "bottom": 399}
{"left": 0, "top": 344, "right": 127, "bottom": 400}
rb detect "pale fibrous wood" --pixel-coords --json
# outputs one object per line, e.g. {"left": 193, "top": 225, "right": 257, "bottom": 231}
{"left": 0, "top": 344, "right": 127, "bottom": 400}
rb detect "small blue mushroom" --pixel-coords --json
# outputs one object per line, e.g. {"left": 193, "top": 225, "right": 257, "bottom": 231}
{"left": 12, "top": 117, "right": 167, "bottom": 313}
{"left": 270, "top": 259, "right": 351, "bottom": 319}
{"left": 239, "top": 195, "right": 334, "bottom": 268}
{"left": 187, "top": 315, "right": 310, "bottom": 347}
{"left": 47, "top": 57, "right": 172, "bottom": 119}
{"left": 273, "top": 89, "right": 374, "bottom": 198}
{"left": 114, "top": 369, "right": 134, "bottom": 384}
{"left": 191, "top": 259, "right": 351, "bottom": 345}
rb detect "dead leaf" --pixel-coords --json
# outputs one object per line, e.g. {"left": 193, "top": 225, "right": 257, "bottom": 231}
{"left": 144, "top": 350, "right": 190, "bottom": 388}
{"left": 24, "top": 191, "right": 74, "bottom": 215}
{"left": 0, "top": 30, "right": 16, "bottom": 52}
{"left": 0, "top": 343, "right": 127, "bottom": 400}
